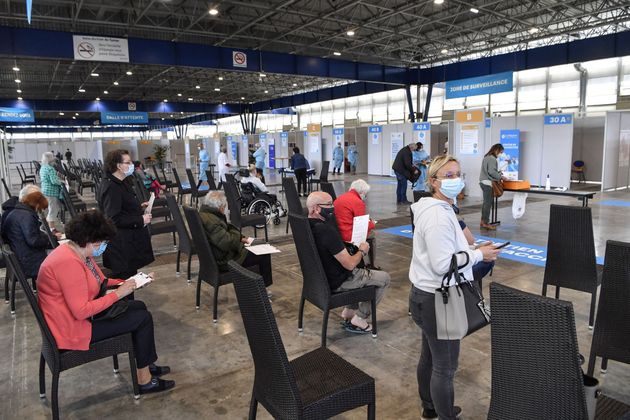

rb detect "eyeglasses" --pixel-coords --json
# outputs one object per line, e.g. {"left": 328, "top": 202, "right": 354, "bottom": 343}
{"left": 434, "top": 171, "right": 461, "bottom": 180}
{"left": 318, "top": 202, "right": 334, "bottom": 208}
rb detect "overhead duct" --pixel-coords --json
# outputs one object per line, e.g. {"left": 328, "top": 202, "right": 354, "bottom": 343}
{"left": 574, "top": 63, "right": 588, "bottom": 116}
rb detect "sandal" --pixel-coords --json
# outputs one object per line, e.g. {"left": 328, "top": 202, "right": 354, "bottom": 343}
{"left": 344, "top": 322, "right": 373, "bottom": 334}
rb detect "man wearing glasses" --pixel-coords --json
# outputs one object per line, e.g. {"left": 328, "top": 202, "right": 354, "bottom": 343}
{"left": 307, "top": 191, "right": 390, "bottom": 333}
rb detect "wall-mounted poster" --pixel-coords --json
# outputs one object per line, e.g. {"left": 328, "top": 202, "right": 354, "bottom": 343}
{"left": 390, "top": 132, "right": 403, "bottom": 177}
{"left": 460, "top": 125, "right": 479, "bottom": 155}
{"left": 499, "top": 129, "right": 520, "bottom": 180}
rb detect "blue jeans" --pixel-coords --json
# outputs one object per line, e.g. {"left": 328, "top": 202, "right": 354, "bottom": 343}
{"left": 395, "top": 171, "right": 408, "bottom": 203}
{"left": 410, "top": 286, "right": 460, "bottom": 420}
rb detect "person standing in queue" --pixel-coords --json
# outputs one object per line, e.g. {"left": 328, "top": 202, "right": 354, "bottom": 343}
{"left": 98, "top": 149, "right": 154, "bottom": 279}
{"left": 392, "top": 142, "right": 419, "bottom": 205}
{"left": 332, "top": 142, "right": 344, "bottom": 175}
{"left": 410, "top": 155, "right": 500, "bottom": 420}
{"left": 348, "top": 142, "right": 358, "bottom": 175}
{"left": 290, "top": 147, "right": 309, "bottom": 197}
{"left": 197, "top": 142, "right": 210, "bottom": 189}
{"left": 479, "top": 143, "right": 506, "bottom": 230}
{"left": 253, "top": 143, "right": 266, "bottom": 184}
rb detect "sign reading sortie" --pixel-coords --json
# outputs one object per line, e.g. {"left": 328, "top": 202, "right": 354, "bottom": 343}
{"left": 0, "top": 107, "right": 35, "bottom": 123}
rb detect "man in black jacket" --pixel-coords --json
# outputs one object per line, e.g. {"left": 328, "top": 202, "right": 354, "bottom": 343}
{"left": 392, "top": 143, "right": 419, "bottom": 204}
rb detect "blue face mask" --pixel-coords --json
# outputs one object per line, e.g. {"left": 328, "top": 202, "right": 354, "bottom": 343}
{"left": 123, "top": 163, "right": 135, "bottom": 177}
{"left": 439, "top": 178, "right": 465, "bottom": 199}
{"left": 92, "top": 241, "right": 108, "bottom": 257}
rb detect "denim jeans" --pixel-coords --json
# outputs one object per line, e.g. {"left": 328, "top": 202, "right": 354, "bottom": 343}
{"left": 395, "top": 171, "right": 408, "bottom": 203}
{"left": 480, "top": 183, "right": 493, "bottom": 223}
{"left": 410, "top": 286, "right": 461, "bottom": 420}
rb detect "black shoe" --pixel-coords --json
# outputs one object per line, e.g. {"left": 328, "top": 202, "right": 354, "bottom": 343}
{"left": 149, "top": 364, "right": 171, "bottom": 377}
{"left": 139, "top": 377, "right": 176, "bottom": 395}
{"left": 401, "top": 200, "right": 412, "bottom": 205}
{"left": 421, "top": 406, "right": 462, "bottom": 419}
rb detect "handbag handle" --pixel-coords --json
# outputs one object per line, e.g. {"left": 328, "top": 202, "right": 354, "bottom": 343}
{"left": 441, "top": 251, "right": 470, "bottom": 289}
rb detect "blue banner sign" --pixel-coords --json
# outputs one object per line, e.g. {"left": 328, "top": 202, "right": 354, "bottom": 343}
{"left": 231, "top": 140, "right": 238, "bottom": 163}
{"left": 368, "top": 125, "right": 382, "bottom": 133}
{"left": 413, "top": 122, "right": 430, "bottom": 131}
{"left": 259, "top": 133, "right": 267, "bottom": 140}
{"left": 499, "top": 129, "right": 520, "bottom": 180}
{"left": 333, "top": 128, "right": 344, "bottom": 135}
{"left": 269, "top": 144, "right": 275, "bottom": 169}
{"left": 446, "top": 71, "right": 513, "bottom": 99}
{"left": 544, "top": 114, "right": 573, "bottom": 125}
{"left": 101, "top": 111, "right": 148, "bottom": 124}
{"left": 0, "top": 107, "right": 34, "bottom": 123}
{"left": 485, "top": 118, "right": 492, "bottom": 128}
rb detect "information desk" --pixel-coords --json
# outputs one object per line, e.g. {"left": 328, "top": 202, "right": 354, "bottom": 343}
{"left": 491, "top": 186, "right": 596, "bottom": 225}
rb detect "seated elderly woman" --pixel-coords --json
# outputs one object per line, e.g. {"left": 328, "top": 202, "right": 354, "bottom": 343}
{"left": 2, "top": 185, "right": 59, "bottom": 280}
{"left": 36, "top": 210, "right": 174, "bottom": 394}
{"left": 198, "top": 190, "right": 273, "bottom": 289}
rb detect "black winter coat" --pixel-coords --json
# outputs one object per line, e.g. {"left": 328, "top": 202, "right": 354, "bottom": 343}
{"left": 2, "top": 203, "right": 49, "bottom": 277}
{"left": 392, "top": 146, "right": 417, "bottom": 181}
{"left": 97, "top": 173, "right": 154, "bottom": 276}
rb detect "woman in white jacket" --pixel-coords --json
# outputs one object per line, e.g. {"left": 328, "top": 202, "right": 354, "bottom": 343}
{"left": 409, "top": 155, "right": 499, "bottom": 420}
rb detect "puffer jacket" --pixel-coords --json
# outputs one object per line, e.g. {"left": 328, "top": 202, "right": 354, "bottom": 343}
{"left": 198, "top": 205, "right": 247, "bottom": 272}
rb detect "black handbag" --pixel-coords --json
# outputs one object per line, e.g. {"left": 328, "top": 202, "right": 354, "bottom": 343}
{"left": 92, "top": 278, "right": 128, "bottom": 321}
{"left": 435, "top": 252, "right": 491, "bottom": 339}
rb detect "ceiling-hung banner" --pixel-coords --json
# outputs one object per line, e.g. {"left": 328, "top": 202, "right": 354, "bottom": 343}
{"left": 73, "top": 35, "right": 130, "bottom": 63}
{"left": 0, "top": 107, "right": 35, "bottom": 122}
{"left": 101, "top": 111, "right": 148, "bottom": 124}
{"left": 445, "top": 71, "right": 513, "bottom": 99}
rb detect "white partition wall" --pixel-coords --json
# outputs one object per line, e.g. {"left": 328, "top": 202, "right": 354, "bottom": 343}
{"left": 276, "top": 132, "right": 290, "bottom": 169}
{"left": 355, "top": 127, "right": 368, "bottom": 174}
{"left": 266, "top": 133, "right": 276, "bottom": 169}
{"left": 304, "top": 125, "right": 322, "bottom": 173}
{"left": 572, "top": 117, "right": 604, "bottom": 183}
{"left": 453, "top": 108, "right": 489, "bottom": 198}
{"left": 602, "top": 111, "right": 630, "bottom": 190}
{"left": 239, "top": 135, "right": 249, "bottom": 167}
{"left": 367, "top": 125, "right": 383, "bottom": 175}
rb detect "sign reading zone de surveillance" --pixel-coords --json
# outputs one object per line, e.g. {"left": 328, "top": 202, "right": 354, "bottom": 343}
{"left": 101, "top": 111, "right": 148, "bottom": 125}
{"left": 73, "top": 35, "right": 129, "bottom": 63}
{"left": 446, "top": 71, "right": 513, "bottom": 99}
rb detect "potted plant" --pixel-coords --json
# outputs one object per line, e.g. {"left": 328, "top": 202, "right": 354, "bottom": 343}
{"left": 153, "top": 144, "right": 169, "bottom": 169}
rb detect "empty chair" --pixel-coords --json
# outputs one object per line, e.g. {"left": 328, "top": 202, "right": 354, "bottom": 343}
{"left": 2, "top": 177, "right": 12, "bottom": 197}
{"left": 542, "top": 205, "right": 601, "bottom": 328}
{"left": 205, "top": 169, "right": 218, "bottom": 191}
{"left": 588, "top": 240, "right": 630, "bottom": 376}
{"left": 488, "top": 283, "right": 588, "bottom": 419}
{"left": 172, "top": 168, "right": 192, "bottom": 204}
{"left": 185, "top": 168, "right": 209, "bottom": 207}
{"left": 308, "top": 160, "right": 330, "bottom": 192}
{"left": 282, "top": 177, "right": 307, "bottom": 234}
{"left": 182, "top": 205, "right": 240, "bottom": 322}
{"left": 229, "top": 260, "right": 376, "bottom": 420}
{"left": 17, "top": 164, "right": 36, "bottom": 187}
{"left": 289, "top": 214, "right": 377, "bottom": 347}
{"left": 2, "top": 249, "right": 139, "bottom": 420}
{"left": 224, "top": 180, "right": 268, "bottom": 242}
{"left": 166, "top": 194, "right": 196, "bottom": 282}
{"left": 320, "top": 181, "right": 337, "bottom": 201}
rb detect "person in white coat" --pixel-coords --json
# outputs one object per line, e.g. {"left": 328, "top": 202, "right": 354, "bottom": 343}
{"left": 217, "top": 146, "right": 231, "bottom": 189}
{"left": 409, "top": 154, "right": 500, "bottom": 420}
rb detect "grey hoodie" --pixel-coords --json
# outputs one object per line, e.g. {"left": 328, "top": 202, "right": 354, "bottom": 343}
{"left": 409, "top": 197, "right": 482, "bottom": 293}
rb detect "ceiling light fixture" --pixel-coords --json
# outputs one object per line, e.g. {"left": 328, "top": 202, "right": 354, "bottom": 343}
{"left": 126, "top": 71, "right": 133, "bottom": 76}
{"left": 209, "top": 8, "right": 219, "bottom": 15}
{"left": 96, "top": 97, "right": 100, "bottom": 101}
{"left": 75, "top": 113, "right": 79, "bottom": 116}
{"left": 441, "top": 48, "right": 448, "bottom": 54}
{"left": 188, "top": 97, "right": 193, "bottom": 101}
{"left": 161, "top": 117, "right": 165, "bottom": 120}
{"left": 264, "top": 90, "right": 269, "bottom": 93}
{"left": 218, "top": 76, "right": 223, "bottom": 81}
{"left": 470, "top": 7, "right": 479, "bottom": 13}
{"left": 195, "top": 85, "right": 200, "bottom": 89}
{"left": 78, "top": 88, "right": 86, "bottom": 93}
{"left": 259, "top": 73, "right": 266, "bottom": 77}
{"left": 346, "top": 30, "right": 355, "bottom": 36}
{"left": 434, "top": 0, "right": 444, "bottom": 4}
{"left": 292, "top": 83, "right": 297, "bottom": 87}
{"left": 59, "top": 112, "right": 65, "bottom": 116}
{"left": 222, "top": 102, "right": 226, "bottom": 105}
{"left": 333, "top": 51, "right": 341, "bottom": 56}
{"left": 163, "top": 99, "right": 168, "bottom": 102}
{"left": 17, "top": 97, "right": 23, "bottom": 100}
{"left": 113, "top": 81, "right": 119, "bottom": 86}
{"left": 12, "top": 67, "right": 20, "bottom": 72}
{"left": 214, "top": 88, "right": 220, "bottom": 91}
{"left": 241, "top": 97, "right": 245, "bottom": 100}
{"left": 177, "top": 93, "right": 182, "bottom": 96}
{"left": 72, "top": 116, "right": 76, "bottom": 120}
{"left": 16, "top": 89, "right": 22, "bottom": 93}
{"left": 103, "top": 90, "right": 109, "bottom": 94}
{"left": 14, "top": 79, "right": 20, "bottom": 83}
{"left": 529, "top": 27, "right": 539, "bottom": 34}
{"left": 90, "top": 72, "right": 99, "bottom": 77}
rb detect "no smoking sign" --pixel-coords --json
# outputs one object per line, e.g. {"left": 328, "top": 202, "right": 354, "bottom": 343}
{"left": 232, "top": 51, "right": 247, "bottom": 68}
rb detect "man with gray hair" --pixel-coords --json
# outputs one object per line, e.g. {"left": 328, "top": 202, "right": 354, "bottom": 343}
{"left": 334, "top": 179, "right": 379, "bottom": 269}
{"left": 307, "top": 191, "right": 390, "bottom": 334}
{"left": 198, "top": 190, "right": 273, "bottom": 289}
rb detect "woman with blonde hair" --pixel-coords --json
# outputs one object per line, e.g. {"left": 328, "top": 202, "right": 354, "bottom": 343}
{"left": 410, "top": 155, "right": 500, "bottom": 419}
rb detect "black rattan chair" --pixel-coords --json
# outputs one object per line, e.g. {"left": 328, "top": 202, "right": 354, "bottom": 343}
{"left": 320, "top": 181, "right": 337, "bottom": 201}
{"left": 205, "top": 169, "right": 218, "bottom": 191}
{"left": 2, "top": 177, "right": 13, "bottom": 197}
{"left": 185, "top": 168, "right": 209, "bottom": 207}
{"left": 166, "top": 194, "right": 196, "bottom": 282}
{"left": 182, "top": 205, "right": 240, "bottom": 322}
{"left": 308, "top": 160, "right": 330, "bottom": 192}
{"left": 224, "top": 180, "right": 268, "bottom": 242}
{"left": 542, "top": 205, "right": 601, "bottom": 328}
{"left": 587, "top": 240, "right": 630, "bottom": 376}
{"left": 2, "top": 249, "right": 139, "bottom": 420}
{"left": 172, "top": 168, "right": 192, "bottom": 204}
{"left": 282, "top": 177, "right": 308, "bottom": 234}
{"left": 152, "top": 165, "right": 176, "bottom": 191}
{"left": 488, "top": 282, "right": 588, "bottom": 420}
{"left": 289, "top": 214, "right": 377, "bottom": 347}
{"left": 229, "top": 261, "right": 376, "bottom": 420}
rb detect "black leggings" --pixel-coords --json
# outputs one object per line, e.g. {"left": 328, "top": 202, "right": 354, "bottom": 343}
{"left": 241, "top": 252, "right": 273, "bottom": 287}
{"left": 294, "top": 168, "right": 307, "bottom": 194}
{"left": 91, "top": 300, "right": 158, "bottom": 369}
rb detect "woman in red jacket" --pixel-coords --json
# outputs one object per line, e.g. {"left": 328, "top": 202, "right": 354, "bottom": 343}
{"left": 37, "top": 210, "right": 174, "bottom": 394}
{"left": 333, "top": 179, "right": 379, "bottom": 269}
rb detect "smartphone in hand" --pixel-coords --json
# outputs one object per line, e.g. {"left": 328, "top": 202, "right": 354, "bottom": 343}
{"left": 494, "top": 241, "right": 511, "bottom": 249}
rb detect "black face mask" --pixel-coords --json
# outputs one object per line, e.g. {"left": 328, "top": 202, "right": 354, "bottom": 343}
{"left": 319, "top": 206, "right": 334, "bottom": 220}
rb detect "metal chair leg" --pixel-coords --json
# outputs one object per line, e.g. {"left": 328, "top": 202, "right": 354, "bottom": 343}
{"left": 321, "top": 308, "right": 329, "bottom": 347}
{"left": 298, "top": 296, "right": 305, "bottom": 332}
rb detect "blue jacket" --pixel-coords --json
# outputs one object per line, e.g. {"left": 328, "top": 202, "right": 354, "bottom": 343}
{"left": 348, "top": 145, "right": 358, "bottom": 164}
{"left": 2, "top": 203, "right": 50, "bottom": 278}
{"left": 333, "top": 146, "right": 344, "bottom": 162}
{"left": 253, "top": 147, "right": 266, "bottom": 168}
{"left": 291, "top": 153, "right": 309, "bottom": 170}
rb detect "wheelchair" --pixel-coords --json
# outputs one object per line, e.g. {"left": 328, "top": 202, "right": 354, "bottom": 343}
{"left": 237, "top": 180, "right": 287, "bottom": 226}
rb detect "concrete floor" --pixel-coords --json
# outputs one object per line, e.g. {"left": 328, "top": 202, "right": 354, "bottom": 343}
{"left": 1, "top": 174, "right": 629, "bottom": 420}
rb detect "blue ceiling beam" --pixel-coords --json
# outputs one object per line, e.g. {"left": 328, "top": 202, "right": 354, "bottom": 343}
{"left": 0, "top": 26, "right": 412, "bottom": 85}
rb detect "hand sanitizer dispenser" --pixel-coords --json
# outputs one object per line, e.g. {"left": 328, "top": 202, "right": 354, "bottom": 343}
{"left": 545, "top": 174, "right": 551, "bottom": 191}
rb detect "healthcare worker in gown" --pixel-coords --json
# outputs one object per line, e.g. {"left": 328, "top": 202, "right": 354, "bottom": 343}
{"left": 217, "top": 146, "right": 231, "bottom": 189}
{"left": 332, "top": 142, "right": 344, "bottom": 175}
{"left": 412, "top": 142, "right": 430, "bottom": 193}
{"left": 348, "top": 142, "right": 358, "bottom": 175}
{"left": 197, "top": 142, "right": 210, "bottom": 188}
{"left": 253, "top": 143, "right": 266, "bottom": 184}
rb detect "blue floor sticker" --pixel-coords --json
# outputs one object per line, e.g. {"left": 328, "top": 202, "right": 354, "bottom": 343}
{"left": 380, "top": 225, "right": 604, "bottom": 267}
{"left": 597, "top": 200, "right": 630, "bottom": 207}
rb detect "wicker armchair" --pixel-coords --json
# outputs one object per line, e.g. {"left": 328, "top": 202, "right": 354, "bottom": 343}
{"left": 542, "top": 205, "right": 601, "bottom": 328}
{"left": 224, "top": 179, "right": 268, "bottom": 242}
{"left": 205, "top": 169, "right": 218, "bottom": 191}
{"left": 289, "top": 214, "right": 377, "bottom": 347}
{"left": 166, "top": 194, "right": 196, "bottom": 282}
{"left": 182, "top": 205, "right": 240, "bottom": 322}
{"left": 588, "top": 240, "right": 630, "bottom": 376}
{"left": 283, "top": 177, "right": 308, "bottom": 234}
{"left": 488, "top": 282, "right": 588, "bottom": 420}
{"left": 2, "top": 249, "right": 139, "bottom": 420}
{"left": 320, "top": 182, "right": 337, "bottom": 201}
{"left": 185, "top": 168, "right": 209, "bottom": 207}
{"left": 229, "top": 261, "right": 376, "bottom": 420}
{"left": 308, "top": 160, "right": 330, "bottom": 192}
{"left": 172, "top": 168, "right": 192, "bottom": 204}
